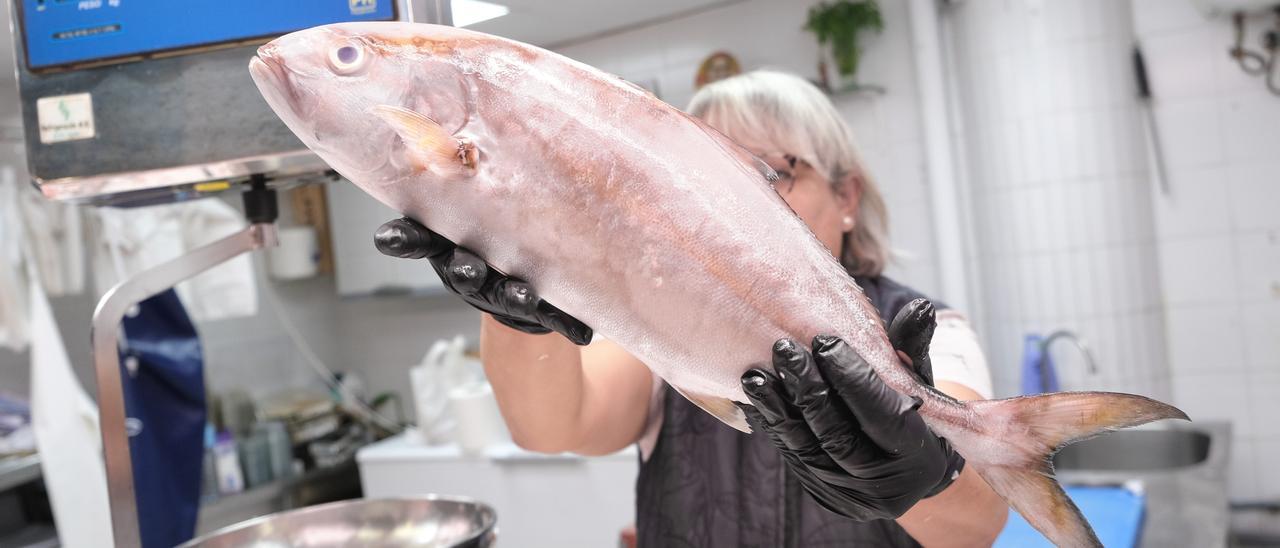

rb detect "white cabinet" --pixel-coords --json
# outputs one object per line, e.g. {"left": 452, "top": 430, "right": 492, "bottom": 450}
{"left": 358, "top": 432, "right": 637, "bottom": 548}
{"left": 325, "top": 180, "right": 444, "bottom": 296}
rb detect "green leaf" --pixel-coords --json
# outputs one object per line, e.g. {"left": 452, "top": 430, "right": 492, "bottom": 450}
{"left": 802, "top": 0, "right": 883, "bottom": 78}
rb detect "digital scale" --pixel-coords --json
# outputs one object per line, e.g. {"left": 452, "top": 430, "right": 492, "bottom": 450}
{"left": 12, "top": 0, "right": 399, "bottom": 206}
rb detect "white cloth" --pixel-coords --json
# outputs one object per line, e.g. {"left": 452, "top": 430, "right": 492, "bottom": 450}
{"left": 92, "top": 198, "right": 257, "bottom": 322}
{"left": 636, "top": 314, "right": 996, "bottom": 460}
{"left": 29, "top": 269, "right": 112, "bottom": 548}
{"left": 17, "top": 168, "right": 85, "bottom": 297}
{"left": 0, "top": 168, "right": 87, "bottom": 351}
{"left": 929, "top": 310, "right": 994, "bottom": 399}
{"left": 0, "top": 173, "right": 30, "bottom": 351}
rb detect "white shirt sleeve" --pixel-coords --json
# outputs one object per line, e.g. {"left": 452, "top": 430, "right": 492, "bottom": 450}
{"left": 928, "top": 310, "right": 995, "bottom": 399}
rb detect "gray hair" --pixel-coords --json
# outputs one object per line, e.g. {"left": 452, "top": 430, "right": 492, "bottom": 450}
{"left": 687, "top": 70, "right": 891, "bottom": 277}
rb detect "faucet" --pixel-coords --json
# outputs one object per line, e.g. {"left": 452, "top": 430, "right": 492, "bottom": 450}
{"left": 1038, "top": 330, "right": 1099, "bottom": 393}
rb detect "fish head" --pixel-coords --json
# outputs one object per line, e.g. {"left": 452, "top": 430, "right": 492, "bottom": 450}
{"left": 250, "top": 22, "right": 474, "bottom": 184}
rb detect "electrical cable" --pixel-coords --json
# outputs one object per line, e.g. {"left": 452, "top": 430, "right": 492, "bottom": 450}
{"left": 259, "top": 280, "right": 405, "bottom": 434}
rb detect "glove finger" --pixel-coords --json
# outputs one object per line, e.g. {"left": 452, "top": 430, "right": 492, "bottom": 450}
{"left": 741, "top": 367, "right": 841, "bottom": 472}
{"left": 735, "top": 400, "right": 789, "bottom": 451}
{"left": 493, "top": 278, "right": 542, "bottom": 320}
{"left": 534, "top": 302, "right": 594, "bottom": 346}
{"left": 812, "top": 335, "right": 930, "bottom": 456}
{"left": 887, "top": 298, "right": 937, "bottom": 386}
{"left": 772, "top": 339, "right": 878, "bottom": 465}
{"left": 440, "top": 248, "right": 491, "bottom": 297}
{"left": 736, "top": 400, "right": 855, "bottom": 502}
{"left": 373, "top": 217, "right": 454, "bottom": 259}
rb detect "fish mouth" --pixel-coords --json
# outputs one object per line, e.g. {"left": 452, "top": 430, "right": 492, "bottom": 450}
{"left": 249, "top": 51, "right": 306, "bottom": 123}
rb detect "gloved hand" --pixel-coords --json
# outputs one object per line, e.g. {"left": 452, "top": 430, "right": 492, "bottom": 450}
{"left": 373, "top": 217, "right": 593, "bottom": 345}
{"left": 736, "top": 298, "right": 964, "bottom": 521}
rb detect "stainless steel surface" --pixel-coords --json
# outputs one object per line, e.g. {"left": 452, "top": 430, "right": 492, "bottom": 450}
{"left": 180, "top": 496, "right": 497, "bottom": 548}
{"left": 1057, "top": 421, "right": 1231, "bottom": 548}
{"left": 91, "top": 223, "right": 278, "bottom": 548}
{"left": 1038, "top": 329, "right": 1099, "bottom": 392}
{"left": 1055, "top": 429, "right": 1211, "bottom": 471}
{"left": 38, "top": 150, "right": 329, "bottom": 206}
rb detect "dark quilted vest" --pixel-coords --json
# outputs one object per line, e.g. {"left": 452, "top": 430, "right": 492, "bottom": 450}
{"left": 635, "top": 276, "right": 937, "bottom": 548}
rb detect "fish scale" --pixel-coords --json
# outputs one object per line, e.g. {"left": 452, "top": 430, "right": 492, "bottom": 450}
{"left": 250, "top": 22, "right": 1188, "bottom": 547}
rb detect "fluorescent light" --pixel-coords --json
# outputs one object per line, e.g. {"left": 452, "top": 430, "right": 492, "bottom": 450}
{"left": 452, "top": 0, "right": 509, "bottom": 27}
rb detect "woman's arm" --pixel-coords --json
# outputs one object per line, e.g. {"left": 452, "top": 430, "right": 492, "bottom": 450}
{"left": 896, "top": 381, "right": 1008, "bottom": 547}
{"left": 373, "top": 217, "right": 653, "bottom": 456}
{"left": 481, "top": 315, "right": 653, "bottom": 455}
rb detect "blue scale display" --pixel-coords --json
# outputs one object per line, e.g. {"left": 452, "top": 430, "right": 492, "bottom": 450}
{"left": 19, "top": 0, "right": 396, "bottom": 70}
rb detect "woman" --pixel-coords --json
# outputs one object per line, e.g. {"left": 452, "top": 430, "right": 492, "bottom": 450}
{"left": 375, "top": 70, "right": 1008, "bottom": 546}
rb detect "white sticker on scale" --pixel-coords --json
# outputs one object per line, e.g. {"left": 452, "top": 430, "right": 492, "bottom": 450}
{"left": 36, "top": 93, "right": 95, "bottom": 144}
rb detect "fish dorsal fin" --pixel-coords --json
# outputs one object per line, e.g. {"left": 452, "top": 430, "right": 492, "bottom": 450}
{"left": 371, "top": 104, "right": 478, "bottom": 173}
{"left": 671, "top": 385, "right": 752, "bottom": 433}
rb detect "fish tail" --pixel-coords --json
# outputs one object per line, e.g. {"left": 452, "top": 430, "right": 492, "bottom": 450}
{"left": 958, "top": 392, "right": 1188, "bottom": 547}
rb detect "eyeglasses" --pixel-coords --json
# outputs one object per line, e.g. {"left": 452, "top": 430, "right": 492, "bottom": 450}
{"left": 758, "top": 153, "right": 803, "bottom": 195}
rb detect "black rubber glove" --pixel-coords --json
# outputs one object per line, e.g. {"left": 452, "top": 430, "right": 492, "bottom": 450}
{"left": 373, "top": 217, "right": 593, "bottom": 345}
{"left": 736, "top": 299, "right": 964, "bottom": 521}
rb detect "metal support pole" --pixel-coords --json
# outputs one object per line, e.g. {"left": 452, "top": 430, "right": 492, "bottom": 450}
{"left": 92, "top": 222, "right": 278, "bottom": 548}
{"left": 407, "top": 0, "right": 453, "bottom": 25}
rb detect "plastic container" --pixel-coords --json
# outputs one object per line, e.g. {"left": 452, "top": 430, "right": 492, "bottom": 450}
{"left": 260, "top": 421, "right": 294, "bottom": 481}
{"left": 238, "top": 432, "right": 273, "bottom": 488}
{"left": 213, "top": 432, "right": 244, "bottom": 495}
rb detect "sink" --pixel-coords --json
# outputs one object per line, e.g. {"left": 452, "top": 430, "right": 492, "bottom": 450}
{"left": 1054, "top": 430, "right": 1211, "bottom": 471}
{"left": 1053, "top": 421, "right": 1230, "bottom": 548}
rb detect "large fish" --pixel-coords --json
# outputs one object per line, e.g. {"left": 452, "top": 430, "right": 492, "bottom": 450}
{"left": 250, "top": 22, "right": 1186, "bottom": 546}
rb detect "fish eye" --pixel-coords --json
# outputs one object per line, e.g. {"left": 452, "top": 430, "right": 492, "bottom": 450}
{"left": 328, "top": 43, "right": 366, "bottom": 75}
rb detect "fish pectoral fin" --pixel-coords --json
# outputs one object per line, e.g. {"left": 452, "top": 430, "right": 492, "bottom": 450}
{"left": 371, "top": 104, "right": 478, "bottom": 171}
{"left": 671, "top": 386, "right": 752, "bottom": 434}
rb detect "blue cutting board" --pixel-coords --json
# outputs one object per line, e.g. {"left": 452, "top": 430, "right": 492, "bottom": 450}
{"left": 994, "top": 485, "right": 1145, "bottom": 548}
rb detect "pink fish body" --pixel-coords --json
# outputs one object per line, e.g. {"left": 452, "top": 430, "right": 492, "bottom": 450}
{"left": 250, "top": 22, "right": 1186, "bottom": 547}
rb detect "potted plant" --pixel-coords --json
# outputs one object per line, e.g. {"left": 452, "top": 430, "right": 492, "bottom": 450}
{"left": 804, "top": 0, "right": 884, "bottom": 93}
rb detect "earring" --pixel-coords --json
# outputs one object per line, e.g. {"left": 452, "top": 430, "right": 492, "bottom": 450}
{"left": 842, "top": 215, "right": 855, "bottom": 229}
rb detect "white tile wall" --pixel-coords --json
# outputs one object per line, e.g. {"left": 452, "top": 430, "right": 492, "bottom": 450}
{"left": 1241, "top": 301, "right": 1280, "bottom": 373}
{"left": 1257, "top": 440, "right": 1280, "bottom": 499}
{"left": 1230, "top": 438, "right": 1260, "bottom": 500}
{"left": 1157, "top": 235, "right": 1239, "bottom": 307}
{"left": 1220, "top": 93, "right": 1280, "bottom": 163}
{"left": 949, "top": 0, "right": 1171, "bottom": 400}
{"left": 1151, "top": 166, "right": 1233, "bottom": 239}
{"left": 1234, "top": 230, "right": 1280, "bottom": 302}
{"left": 1229, "top": 162, "right": 1280, "bottom": 231}
{"left": 1131, "top": 0, "right": 1205, "bottom": 36}
{"left": 1172, "top": 372, "right": 1255, "bottom": 439}
{"left": 1163, "top": 304, "right": 1246, "bottom": 376}
{"left": 1248, "top": 374, "right": 1280, "bottom": 440}
{"left": 1133, "top": 2, "right": 1280, "bottom": 501}
{"left": 1157, "top": 98, "right": 1226, "bottom": 171}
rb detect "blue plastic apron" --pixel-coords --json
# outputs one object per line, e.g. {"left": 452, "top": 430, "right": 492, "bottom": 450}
{"left": 119, "top": 288, "right": 206, "bottom": 548}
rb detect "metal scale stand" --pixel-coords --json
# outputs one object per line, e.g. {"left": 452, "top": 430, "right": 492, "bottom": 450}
{"left": 90, "top": 179, "right": 279, "bottom": 548}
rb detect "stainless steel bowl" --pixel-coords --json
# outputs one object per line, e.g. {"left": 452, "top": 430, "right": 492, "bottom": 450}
{"left": 180, "top": 496, "right": 497, "bottom": 548}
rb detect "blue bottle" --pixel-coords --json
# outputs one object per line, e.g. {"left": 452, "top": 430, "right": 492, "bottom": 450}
{"left": 1020, "top": 334, "right": 1060, "bottom": 395}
